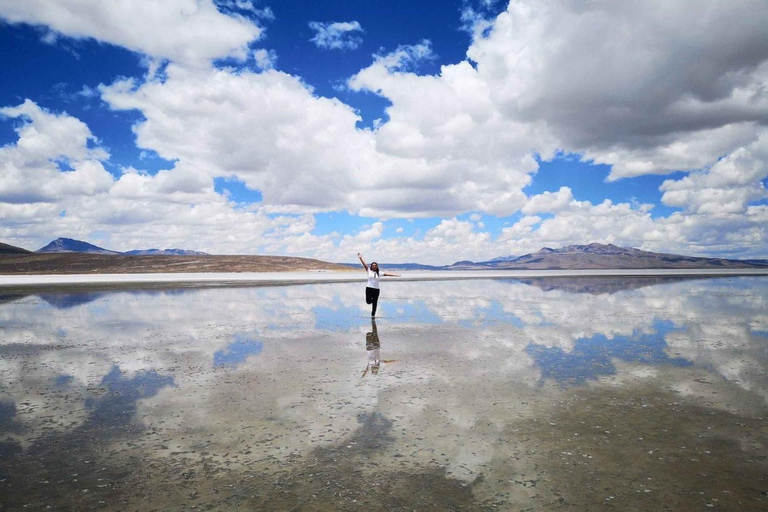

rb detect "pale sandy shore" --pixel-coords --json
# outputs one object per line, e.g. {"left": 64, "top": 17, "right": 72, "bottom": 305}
{"left": 1, "top": 267, "right": 768, "bottom": 287}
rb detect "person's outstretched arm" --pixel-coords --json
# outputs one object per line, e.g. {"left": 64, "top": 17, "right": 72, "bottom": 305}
{"left": 357, "top": 252, "right": 368, "bottom": 271}
{"left": 382, "top": 272, "right": 400, "bottom": 277}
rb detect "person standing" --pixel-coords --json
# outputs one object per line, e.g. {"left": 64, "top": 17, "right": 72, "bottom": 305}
{"left": 357, "top": 252, "right": 400, "bottom": 317}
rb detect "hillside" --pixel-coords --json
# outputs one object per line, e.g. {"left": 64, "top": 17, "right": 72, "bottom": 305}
{"left": 0, "top": 242, "right": 31, "bottom": 255}
{"left": 449, "top": 243, "right": 768, "bottom": 270}
{"left": 37, "top": 238, "right": 120, "bottom": 255}
{"left": 0, "top": 253, "right": 352, "bottom": 275}
{"left": 124, "top": 249, "right": 209, "bottom": 256}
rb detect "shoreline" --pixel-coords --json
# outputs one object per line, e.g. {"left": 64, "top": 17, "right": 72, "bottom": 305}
{"left": 1, "top": 268, "right": 767, "bottom": 289}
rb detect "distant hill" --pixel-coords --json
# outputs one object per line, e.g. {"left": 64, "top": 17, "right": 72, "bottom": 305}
{"left": 339, "top": 243, "right": 768, "bottom": 271}
{"left": 0, "top": 253, "right": 352, "bottom": 275}
{"left": 489, "top": 255, "right": 518, "bottom": 263}
{"left": 124, "top": 249, "right": 209, "bottom": 256}
{"left": 0, "top": 242, "right": 31, "bottom": 255}
{"left": 340, "top": 262, "right": 442, "bottom": 271}
{"left": 449, "top": 243, "right": 768, "bottom": 270}
{"left": 34, "top": 238, "right": 207, "bottom": 256}
{"left": 36, "top": 238, "right": 120, "bottom": 255}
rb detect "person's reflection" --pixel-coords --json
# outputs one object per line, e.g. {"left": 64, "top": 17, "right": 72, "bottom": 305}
{"left": 362, "top": 319, "right": 396, "bottom": 377}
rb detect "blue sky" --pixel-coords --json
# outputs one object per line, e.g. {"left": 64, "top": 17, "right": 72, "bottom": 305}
{"left": 1, "top": 0, "right": 767, "bottom": 264}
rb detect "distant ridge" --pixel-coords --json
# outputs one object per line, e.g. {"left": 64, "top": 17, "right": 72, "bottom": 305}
{"left": 450, "top": 243, "right": 768, "bottom": 270}
{"left": 37, "top": 238, "right": 119, "bottom": 255}
{"left": 343, "top": 243, "right": 768, "bottom": 270}
{"left": 33, "top": 238, "right": 207, "bottom": 256}
{"left": 0, "top": 242, "right": 31, "bottom": 255}
{"left": 124, "top": 249, "right": 209, "bottom": 256}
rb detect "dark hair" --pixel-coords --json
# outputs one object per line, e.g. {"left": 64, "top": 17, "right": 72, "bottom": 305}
{"left": 371, "top": 262, "right": 379, "bottom": 277}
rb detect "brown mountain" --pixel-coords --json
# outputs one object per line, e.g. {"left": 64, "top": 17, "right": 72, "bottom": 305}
{"left": 449, "top": 243, "right": 768, "bottom": 270}
{"left": 0, "top": 242, "right": 31, "bottom": 255}
{"left": 0, "top": 252, "right": 352, "bottom": 275}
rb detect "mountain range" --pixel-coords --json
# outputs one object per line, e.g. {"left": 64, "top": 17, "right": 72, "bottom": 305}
{"left": 123, "top": 248, "right": 208, "bottom": 256}
{"left": 360, "top": 243, "right": 768, "bottom": 270}
{"left": 34, "top": 238, "right": 207, "bottom": 256}
{"left": 2, "top": 239, "right": 768, "bottom": 271}
{"left": 455, "top": 243, "right": 768, "bottom": 270}
{"left": 37, "top": 238, "right": 121, "bottom": 255}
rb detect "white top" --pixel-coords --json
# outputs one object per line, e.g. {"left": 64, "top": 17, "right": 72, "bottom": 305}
{"left": 367, "top": 269, "right": 380, "bottom": 289}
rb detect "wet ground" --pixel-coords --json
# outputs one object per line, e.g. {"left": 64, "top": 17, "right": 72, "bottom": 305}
{"left": 0, "top": 276, "right": 767, "bottom": 510}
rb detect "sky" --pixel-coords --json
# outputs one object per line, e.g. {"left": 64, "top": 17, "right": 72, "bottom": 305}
{"left": 0, "top": 0, "right": 767, "bottom": 264}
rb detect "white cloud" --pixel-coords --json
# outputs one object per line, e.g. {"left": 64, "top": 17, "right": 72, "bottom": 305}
{"left": 660, "top": 134, "right": 768, "bottom": 214}
{"left": 0, "top": 0, "right": 262, "bottom": 67}
{"left": 521, "top": 186, "right": 573, "bottom": 215}
{"left": 2, "top": 99, "right": 764, "bottom": 261}
{"left": 216, "top": 1, "right": 274, "bottom": 20}
{"left": 349, "top": 42, "right": 551, "bottom": 216}
{"left": 0, "top": 101, "right": 334, "bottom": 255}
{"left": 308, "top": 21, "right": 364, "bottom": 50}
{"left": 2, "top": 1, "right": 768, "bottom": 260}
{"left": 466, "top": 0, "right": 768, "bottom": 176}
{"left": 253, "top": 48, "right": 277, "bottom": 70}
{"left": 98, "top": 65, "right": 369, "bottom": 212}
{"left": 500, "top": 198, "right": 657, "bottom": 253}
{"left": 98, "top": 62, "right": 545, "bottom": 218}
{"left": 0, "top": 100, "right": 113, "bottom": 204}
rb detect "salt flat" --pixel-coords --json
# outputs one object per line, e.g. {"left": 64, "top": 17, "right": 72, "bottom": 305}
{"left": 1, "top": 276, "right": 766, "bottom": 510}
{"left": 2, "top": 267, "right": 768, "bottom": 287}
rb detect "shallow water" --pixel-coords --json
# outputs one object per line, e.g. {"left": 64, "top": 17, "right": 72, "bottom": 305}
{"left": 1, "top": 276, "right": 767, "bottom": 510}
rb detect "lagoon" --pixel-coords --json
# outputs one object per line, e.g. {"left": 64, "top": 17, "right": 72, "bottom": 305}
{"left": 1, "top": 275, "right": 767, "bottom": 510}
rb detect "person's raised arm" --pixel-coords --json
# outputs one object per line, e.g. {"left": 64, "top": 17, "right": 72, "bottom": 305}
{"left": 357, "top": 252, "right": 368, "bottom": 271}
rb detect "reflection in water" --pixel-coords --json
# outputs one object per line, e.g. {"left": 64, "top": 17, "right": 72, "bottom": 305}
{"left": 84, "top": 366, "right": 175, "bottom": 429}
{"left": 362, "top": 319, "right": 397, "bottom": 376}
{"left": 213, "top": 336, "right": 264, "bottom": 367}
{"left": 0, "top": 400, "right": 16, "bottom": 427}
{"left": 511, "top": 275, "right": 713, "bottom": 295}
{"left": 0, "top": 276, "right": 766, "bottom": 510}
{"left": 38, "top": 292, "right": 108, "bottom": 309}
{"left": 527, "top": 320, "right": 692, "bottom": 384}
{"left": 54, "top": 374, "right": 74, "bottom": 388}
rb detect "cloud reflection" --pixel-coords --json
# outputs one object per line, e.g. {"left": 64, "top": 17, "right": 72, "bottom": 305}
{"left": 0, "top": 275, "right": 765, "bottom": 474}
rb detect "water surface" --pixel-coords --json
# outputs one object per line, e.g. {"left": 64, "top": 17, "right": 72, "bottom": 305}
{"left": 1, "top": 276, "right": 767, "bottom": 510}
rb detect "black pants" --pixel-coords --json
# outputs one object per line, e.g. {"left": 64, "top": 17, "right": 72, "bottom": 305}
{"left": 365, "top": 287, "right": 380, "bottom": 316}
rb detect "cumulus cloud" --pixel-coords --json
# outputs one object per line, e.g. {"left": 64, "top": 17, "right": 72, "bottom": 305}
{"left": 0, "top": 0, "right": 262, "bottom": 67}
{"left": 0, "top": 100, "right": 113, "bottom": 204}
{"left": 660, "top": 134, "right": 768, "bottom": 214}
{"left": 466, "top": 0, "right": 768, "bottom": 177}
{"left": 500, "top": 198, "right": 657, "bottom": 253}
{"left": 308, "top": 21, "right": 364, "bottom": 50}
{"left": 0, "top": 100, "right": 334, "bottom": 255}
{"left": 216, "top": 0, "right": 274, "bottom": 20}
{"left": 521, "top": 187, "right": 573, "bottom": 215}
{"left": 97, "top": 61, "right": 545, "bottom": 218}
{"left": 2, "top": 1, "right": 768, "bottom": 260}
{"left": 253, "top": 48, "right": 277, "bottom": 70}
{"left": 349, "top": 42, "right": 549, "bottom": 216}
